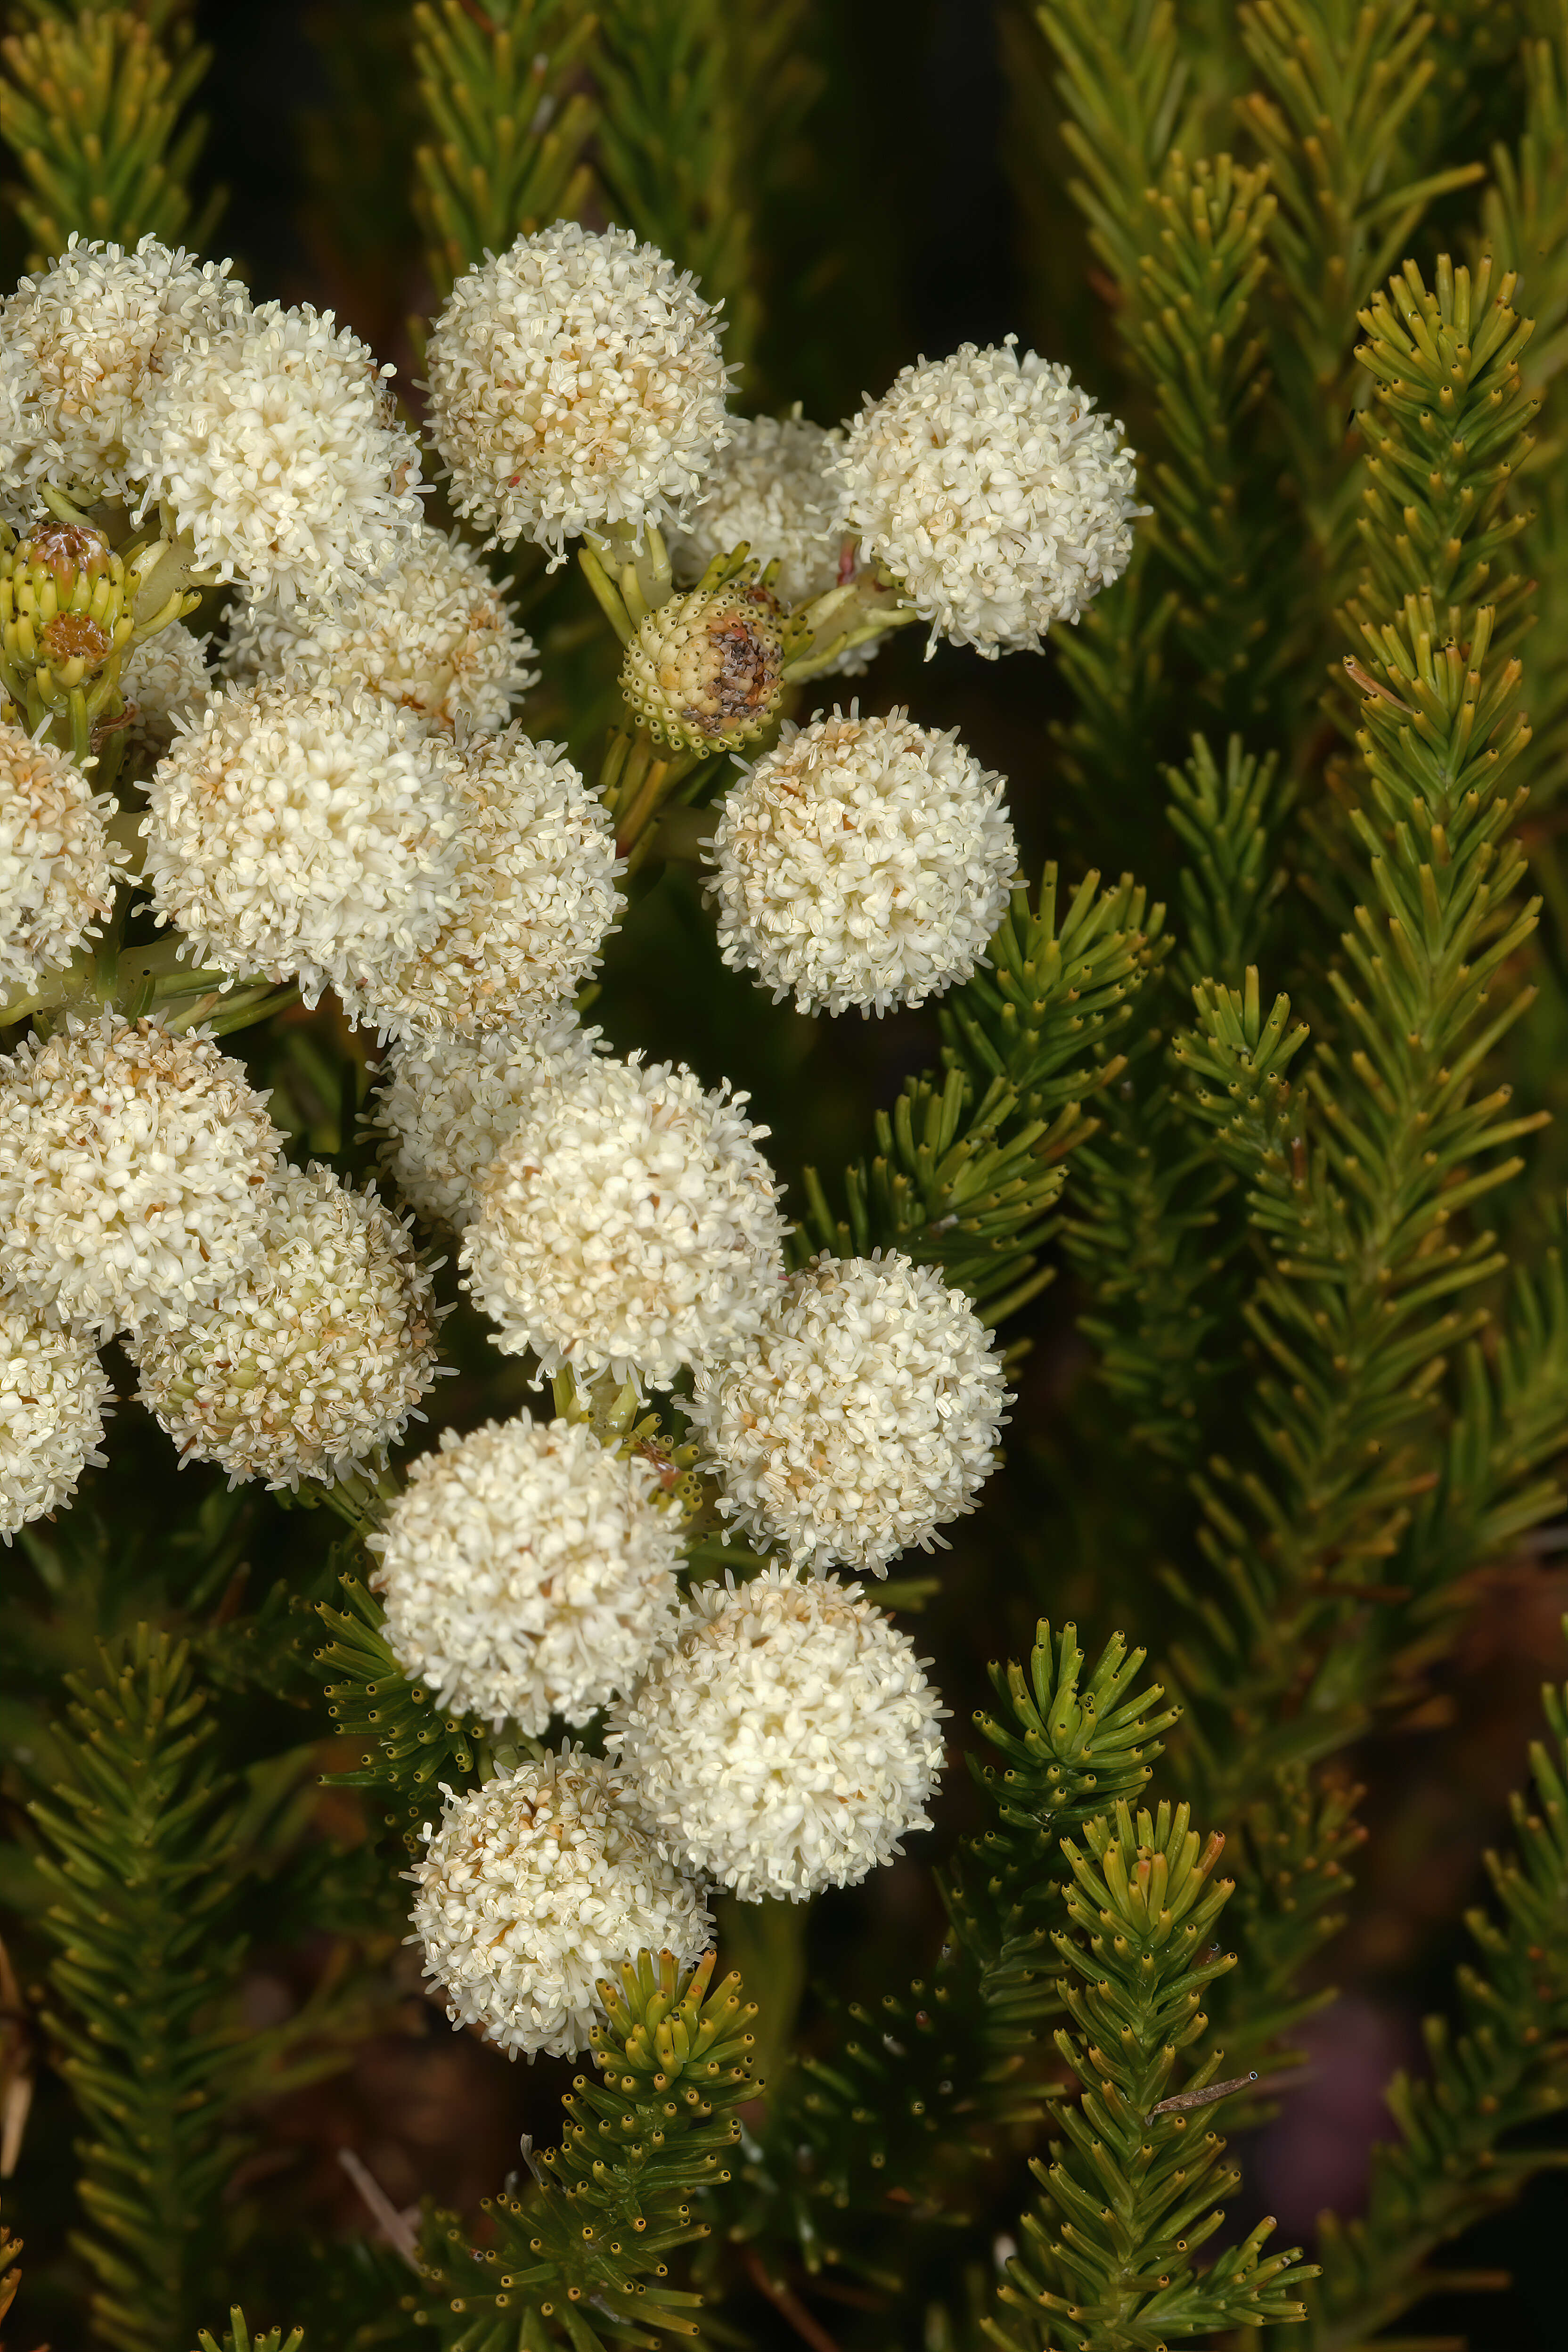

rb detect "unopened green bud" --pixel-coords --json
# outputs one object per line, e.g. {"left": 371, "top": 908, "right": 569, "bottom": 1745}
{"left": 620, "top": 581, "right": 784, "bottom": 756}
{"left": 0, "top": 519, "right": 131, "bottom": 720}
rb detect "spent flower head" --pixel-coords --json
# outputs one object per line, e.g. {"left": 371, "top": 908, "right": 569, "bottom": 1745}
{"left": 461, "top": 1051, "right": 787, "bottom": 1389}
{"left": 131, "top": 1160, "right": 442, "bottom": 1488}
{"left": 372, "top": 1414, "right": 683, "bottom": 1733}
{"left": 689, "top": 1249, "right": 1010, "bottom": 1573}
{"left": 609, "top": 1564, "right": 947, "bottom": 1901}
{"left": 129, "top": 297, "right": 424, "bottom": 605}
{"left": 425, "top": 221, "right": 731, "bottom": 560}
{"left": 708, "top": 706, "right": 1017, "bottom": 1015}
{"left": 409, "top": 1749, "right": 712, "bottom": 2058}
{"left": 837, "top": 337, "right": 1143, "bottom": 655}
{"left": 0, "top": 1299, "right": 111, "bottom": 1540}
{"left": 369, "top": 1013, "right": 602, "bottom": 1231}
{"left": 0, "top": 719, "right": 124, "bottom": 992}
{"left": 0, "top": 1013, "right": 280, "bottom": 1339}
{"left": 142, "top": 678, "right": 463, "bottom": 1008}
{"left": 221, "top": 522, "right": 538, "bottom": 736}
{"left": 0, "top": 235, "right": 246, "bottom": 520}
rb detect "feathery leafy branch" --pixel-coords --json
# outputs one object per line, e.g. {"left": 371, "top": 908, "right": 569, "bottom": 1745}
{"left": 0, "top": 1, "right": 217, "bottom": 269}
{"left": 1062, "top": 736, "right": 1295, "bottom": 1462}
{"left": 24, "top": 1628, "right": 249, "bottom": 2352}
{"left": 983, "top": 1797, "right": 1315, "bottom": 2352}
{"left": 1236, "top": 0, "right": 1485, "bottom": 593}
{"left": 1296, "top": 1650, "right": 1568, "bottom": 2350}
{"left": 1169, "top": 257, "right": 1551, "bottom": 1813}
{"left": 799, "top": 868, "right": 1165, "bottom": 1326}
{"left": 411, "top": 0, "right": 597, "bottom": 297}
{"left": 594, "top": 0, "right": 782, "bottom": 374}
{"left": 195, "top": 2316, "right": 305, "bottom": 2352}
{"left": 313, "top": 1571, "right": 490, "bottom": 1855}
{"left": 413, "top": 1951, "right": 759, "bottom": 2352}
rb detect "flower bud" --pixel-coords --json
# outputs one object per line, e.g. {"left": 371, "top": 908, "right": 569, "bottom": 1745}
{"left": 620, "top": 580, "right": 784, "bottom": 756}
{"left": 0, "top": 518, "right": 131, "bottom": 719}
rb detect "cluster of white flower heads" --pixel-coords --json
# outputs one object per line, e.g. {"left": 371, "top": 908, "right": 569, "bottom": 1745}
{"left": 610, "top": 1565, "right": 946, "bottom": 1902}
{"left": 0, "top": 1013, "right": 279, "bottom": 1339}
{"left": 142, "top": 679, "right": 461, "bottom": 1008}
{"left": 337, "top": 726, "right": 621, "bottom": 1040}
{"left": 118, "top": 623, "right": 211, "bottom": 761}
{"left": 0, "top": 720, "right": 123, "bottom": 991}
{"left": 221, "top": 524, "right": 538, "bottom": 735}
{"left": 129, "top": 295, "right": 425, "bottom": 606}
{"left": 369, "top": 1012, "right": 600, "bottom": 1230}
{"left": 690, "top": 1251, "right": 1010, "bottom": 1575}
{"left": 669, "top": 412, "right": 848, "bottom": 609}
{"left": 0, "top": 236, "right": 244, "bottom": 520}
{"left": 425, "top": 222, "right": 731, "bottom": 559}
{"left": 409, "top": 1748, "right": 712, "bottom": 2058}
{"left": 130, "top": 1161, "right": 440, "bottom": 1488}
{"left": 837, "top": 339, "right": 1142, "bottom": 655}
{"left": 708, "top": 708, "right": 1017, "bottom": 1016}
{"left": 0, "top": 1299, "right": 111, "bottom": 1538}
{"left": 461, "top": 1053, "right": 786, "bottom": 1388}
{"left": 372, "top": 1415, "right": 682, "bottom": 1733}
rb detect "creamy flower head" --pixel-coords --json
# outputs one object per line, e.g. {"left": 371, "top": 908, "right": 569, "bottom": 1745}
{"left": 337, "top": 725, "right": 621, "bottom": 1040}
{"left": 609, "top": 1565, "right": 947, "bottom": 1902}
{"left": 142, "top": 678, "right": 462, "bottom": 1008}
{"left": 119, "top": 622, "right": 211, "bottom": 762}
{"left": 131, "top": 1160, "right": 441, "bottom": 1488}
{"left": 837, "top": 338, "right": 1143, "bottom": 655}
{"left": 709, "top": 707, "right": 1017, "bottom": 1016}
{"left": 425, "top": 220, "right": 731, "bottom": 559}
{"left": 461, "top": 1052, "right": 787, "bottom": 1389}
{"left": 0, "top": 1299, "right": 112, "bottom": 1540}
{"left": 0, "top": 1013, "right": 280, "bottom": 1339}
{"left": 0, "top": 235, "right": 246, "bottom": 520}
{"left": 0, "top": 720, "right": 123, "bottom": 991}
{"left": 129, "top": 297, "right": 424, "bottom": 604}
{"left": 221, "top": 523, "right": 538, "bottom": 735}
{"left": 372, "top": 1414, "right": 683, "bottom": 1733}
{"left": 409, "top": 1749, "right": 713, "bottom": 2058}
{"left": 669, "top": 411, "right": 849, "bottom": 609}
{"left": 369, "top": 1013, "right": 601, "bottom": 1230}
{"left": 690, "top": 1250, "right": 1010, "bottom": 1574}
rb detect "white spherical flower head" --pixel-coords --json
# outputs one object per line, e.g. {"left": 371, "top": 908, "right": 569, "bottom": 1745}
{"left": 142, "top": 678, "right": 462, "bottom": 1007}
{"left": 369, "top": 1012, "right": 601, "bottom": 1230}
{"left": 130, "top": 1161, "right": 441, "bottom": 1489}
{"left": 609, "top": 1565, "right": 947, "bottom": 1902}
{"left": 709, "top": 708, "right": 1017, "bottom": 1017}
{"left": 425, "top": 220, "right": 731, "bottom": 559}
{"left": 689, "top": 1250, "right": 1010, "bottom": 1575}
{"left": 129, "top": 298, "right": 424, "bottom": 605}
{"left": 461, "top": 1053, "right": 787, "bottom": 1389}
{"left": 670, "top": 411, "right": 849, "bottom": 609}
{"left": 0, "top": 720, "right": 123, "bottom": 991}
{"left": 371, "top": 1415, "right": 683, "bottom": 1733}
{"left": 0, "top": 234, "right": 246, "bottom": 519}
{"left": 221, "top": 523, "right": 539, "bottom": 736}
{"left": 409, "top": 1749, "right": 712, "bottom": 2059}
{"left": 338, "top": 726, "right": 621, "bottom": 1040}
{"left": 837, "top": 338, "right": 1143, "bottom": 656}
{"left": 0, "top": 1013, "right": 280, "bottom": 1339}
{"left": 119, "top": 622, "right": 211, "bottom": 761}
{"left": 0, "top": 1300, "right": 112, "bottom": 1539}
